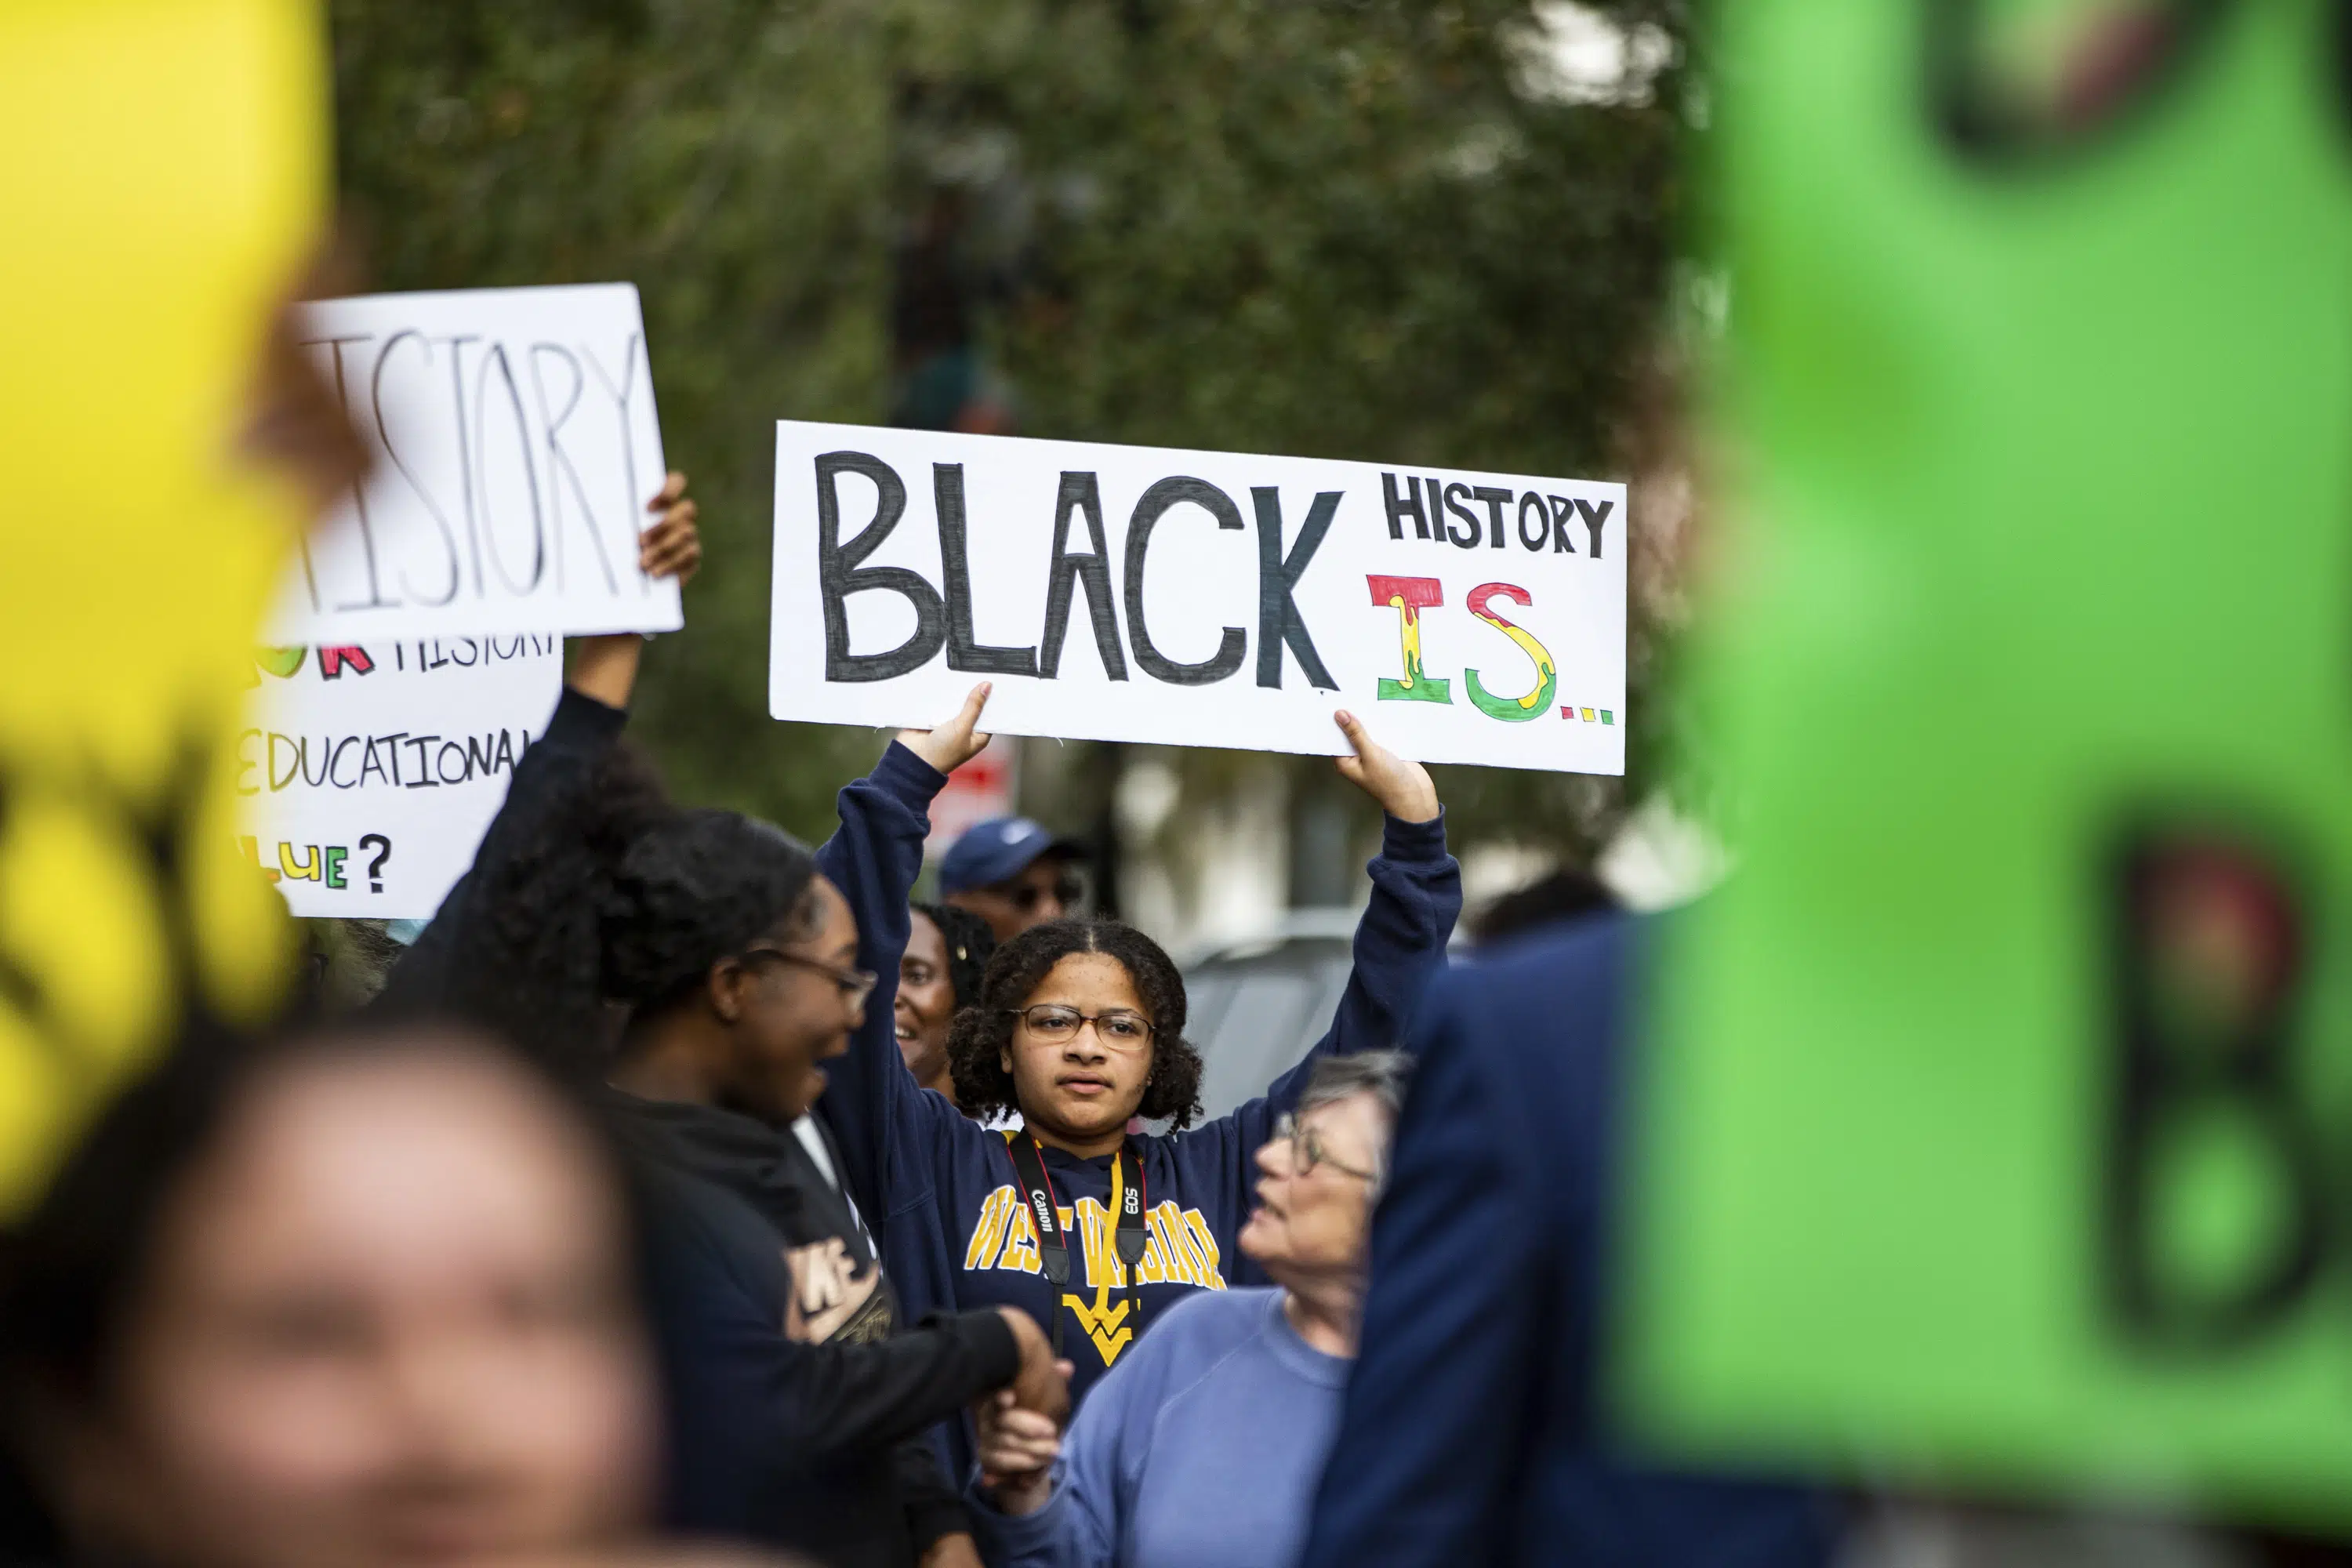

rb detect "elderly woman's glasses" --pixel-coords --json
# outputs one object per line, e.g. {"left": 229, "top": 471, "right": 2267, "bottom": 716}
{"left": 1273, "top": 1111, "right": 1381, "bottom": 1184}
{"left": 742, "top": 946, "right": 879, "bottom": 1010}
{"left": 1007, "top": 1004, "right": 1155, "bottom": 1049}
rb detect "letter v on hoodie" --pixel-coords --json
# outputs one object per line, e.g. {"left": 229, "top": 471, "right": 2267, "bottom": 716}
{"left": 812, "top": 743, "right": 1461, "bottom": 1473}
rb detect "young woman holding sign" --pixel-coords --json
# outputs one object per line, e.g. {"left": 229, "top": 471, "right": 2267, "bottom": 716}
{"left": 811, "top": 685, "right": 1459, "bottom": 1433}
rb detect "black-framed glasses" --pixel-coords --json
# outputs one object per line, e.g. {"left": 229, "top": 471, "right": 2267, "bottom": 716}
{"left": 1002, "top": 873, "right": 1086, "bottom": 913}
{"left": 1273, "top": 1111, "right": 1381, "bottom": 1185}
{"left": 742, "top": 946, "right": 879, "bottom": 1010}
{"left": 1005, "top": 1004, "right": 1155, "bottom": 1050}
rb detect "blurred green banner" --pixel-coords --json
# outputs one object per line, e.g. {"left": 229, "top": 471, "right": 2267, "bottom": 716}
{"left": 1624, "top": 0, "right": 2352, "bottom": 1533}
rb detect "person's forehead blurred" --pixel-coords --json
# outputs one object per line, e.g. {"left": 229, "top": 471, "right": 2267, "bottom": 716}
{"left": 152, "top": 1045, "right": 623, "bottom": 1307}
{"left": 1300, "top": 1091, "right": 1388, "bottom": 1164}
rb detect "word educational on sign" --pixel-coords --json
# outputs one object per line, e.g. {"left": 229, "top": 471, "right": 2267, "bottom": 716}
{"left": 238, "top": 635, "right": 564, "bottom": 918}
{"left": 768, "top": 423, "right": 1626, "bottom": 775}
{"left": 267, "top": 283, "right": 683, "bottom": 644}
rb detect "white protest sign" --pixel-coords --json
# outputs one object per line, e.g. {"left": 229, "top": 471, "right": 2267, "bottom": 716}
{"left": 267, "top": 283, "right": 681, "bottom": 644}
{"left": 236, "top": 637, "right": 564, "bottom": 918}
{"left": 768, "top": 423, "right": 1626, "bottom": 773}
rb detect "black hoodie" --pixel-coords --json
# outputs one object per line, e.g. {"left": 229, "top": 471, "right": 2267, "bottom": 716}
{"left": 612, "top": 1094, "right": 985, "bottom": 1559}
{"left": 379, "top": 685, "right": 1016, "bottom": 1566}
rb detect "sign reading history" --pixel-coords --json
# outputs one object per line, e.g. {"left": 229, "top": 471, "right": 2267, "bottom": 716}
{"left": 768, "top": 423, "right": 1627, "bottom": 774}
{"left": 268, "top": 284, "right": 682, "bottom": 644}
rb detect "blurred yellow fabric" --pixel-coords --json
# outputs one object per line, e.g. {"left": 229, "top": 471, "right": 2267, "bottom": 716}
{"left": 0, "top": 0, "right": 323, "bottom": 1216}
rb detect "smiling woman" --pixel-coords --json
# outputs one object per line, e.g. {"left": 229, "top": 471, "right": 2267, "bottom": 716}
{"left": 601, "top": 808, "right": 857, "bottom": 1124}
{"left": 898, "top": 902, "right": 996, "bottom": 1102}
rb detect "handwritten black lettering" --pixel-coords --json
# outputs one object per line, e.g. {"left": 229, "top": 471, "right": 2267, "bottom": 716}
{"left": 373, "top": 330, "right": 461, "bottom": 606}
{"left": 582, "top": 333, "right": 650, "bottom": 593}
{"left": 1123, "top": 477, "right": 1247, "bottom": 687}
{"left": 310, "top": 334, "right": 401, "bottom": 612}
{"left": 1038, "top": 472, "right": 1128, "bottom": 681}
{"left": 1574, "top": 497, "right": 1614, "bottom": 560}
{"left": 473, "top": 344, "right": 546, "bottom": 596}
{"left": 815, "top": 452, "right": 948, "bottom": 682}
{"left": 437, "top": 333, "right": 486, "bottom": 597}
{"left": 531, "top": 342, "right": 618, "bottom": 594}
{"left": 935, "top": 463, "right": 1038, "bottom": 677}
{"left": 1251, "top": 488, "right": 1338, "bottom": 691}
{"left": 1442, "top": 483, "right": 1482, "bottom": 550}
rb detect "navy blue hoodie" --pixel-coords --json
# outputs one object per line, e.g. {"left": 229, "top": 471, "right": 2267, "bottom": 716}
{"left": 1300, "top": 917, "right": 1838, "bottom": 1568}
{"left": 812, "top": 742, "right": 1461, "bottom": 1417}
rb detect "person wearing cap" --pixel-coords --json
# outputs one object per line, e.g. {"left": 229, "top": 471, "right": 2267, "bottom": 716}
{"left": 939, "top": 816, "right": 1089, "bottom": 942}
{"left": 811, "top": 682, "right": 1460, "bottom": 1490}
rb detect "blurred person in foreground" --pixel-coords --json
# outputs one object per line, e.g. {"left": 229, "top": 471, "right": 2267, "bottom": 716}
{"left": 895, "top": 902, "right": 996, "bottom": 1108}
{"left": 1299, "top": 918, "right": 1839, "bottom": 1568}
{"left": 374, "top": 564, "right": 1065, "bottom": 1568}
{"left": 1469, "top": 866, "right": 1618, "bottom": 947}
{"left": 938, "top": 818, "right": 1088, "bottom": 942}
{"left": 962, "top": 1052, "right": 1410, "bottom": 1568}
{"left": 0, "top": 1018, "right": 726, "bottom": 1568}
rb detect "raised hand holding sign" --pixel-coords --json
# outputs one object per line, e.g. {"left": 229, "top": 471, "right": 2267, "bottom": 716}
{"left": 771, "top": 423, "right": 1626, "bottom": 776}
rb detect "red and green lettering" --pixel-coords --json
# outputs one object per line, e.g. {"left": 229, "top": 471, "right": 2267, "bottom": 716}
{"left": 1367, "top": 575, "right": 1450, "bottom": 703}
{"left": 1462, "top": 582, "right": 1557, "bottom": 722}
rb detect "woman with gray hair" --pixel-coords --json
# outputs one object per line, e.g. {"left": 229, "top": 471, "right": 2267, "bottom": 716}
{"left": 964, "top": 1051, "right": 1410, "bottom": 1568}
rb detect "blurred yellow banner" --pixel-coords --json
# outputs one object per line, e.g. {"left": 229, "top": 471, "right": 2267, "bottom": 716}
{"left": 0, "top": 0, "right": 325, "bottom": 1216}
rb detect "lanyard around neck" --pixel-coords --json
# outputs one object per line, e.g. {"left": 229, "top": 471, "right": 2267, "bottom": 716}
{"left": 1003, "top": 1131, "right": 1150, "bottom": 1355}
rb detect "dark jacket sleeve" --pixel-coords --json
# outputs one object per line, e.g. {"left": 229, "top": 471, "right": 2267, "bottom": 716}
{"left": 374, "top": 683, "right": 626, "bottom": 1008}
{"left": 1207, "top": 810, "right": 1460, "bottom": 1163}
{"left": 811, "top": 741, "right": 988, "bottom": 1227}
{"left": 648, "top": 1170, "right": 1023, "bottom": 1533}
{"left": 894, "top": 1437, "right": 973, "bottom": 1553}
{"left": 1297, "top": 964, "right": 1544, "bottom": 1566}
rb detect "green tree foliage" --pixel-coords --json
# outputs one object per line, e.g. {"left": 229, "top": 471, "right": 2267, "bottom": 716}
{"left": 329, "top": 0, "right": 1691, "bottom": 865}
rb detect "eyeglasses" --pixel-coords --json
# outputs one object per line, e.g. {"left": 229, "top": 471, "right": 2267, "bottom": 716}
{"left": 1001, "top": 873, "right": 1086, "bottom": 913}
{"left": 1005, "top": 1004, "right": 1155, "bottom": 1049}
{"left": 1273, "top": 1112, "right": 1381, "bottom": 1185}
{"left": 742, "top": 946, "right": 879, "bottom": 1010}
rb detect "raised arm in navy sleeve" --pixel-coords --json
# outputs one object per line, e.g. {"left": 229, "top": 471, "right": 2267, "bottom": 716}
{"left": 1303, "top": 920, "right": 1838, "bottom": 1568}
{"left": 1298, "top": 960, "right": 1545, "bottom": 1565}
{"left": 376, "top": 684, "right": 626, "bottom": 1011}
{"left": 811, "top": 741, "right": 985, "bottom": 1227}
{"left": 1210, "top": 809, "right": 1460, "bottom": 1163}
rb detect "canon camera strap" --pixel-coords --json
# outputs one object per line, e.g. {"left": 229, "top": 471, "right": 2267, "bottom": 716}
{"left": 1003, "top": 1131, "right": 1149, "bottom": 1357}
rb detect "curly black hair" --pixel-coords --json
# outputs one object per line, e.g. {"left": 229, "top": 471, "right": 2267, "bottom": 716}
{"left": 373, "top": 739, "right": 821, "bottom": 1078}
{"left": 913, "top": 900, "right": 995, "bottom": 1009}
{"left": 599, "top": 808, "right": 822, "bottom": 1020}
{"left": 374, "top": 738, "right": 671, "bottom": 1075}
{"left": 946, "top": 918, "right": 1205, "bottom": 1129}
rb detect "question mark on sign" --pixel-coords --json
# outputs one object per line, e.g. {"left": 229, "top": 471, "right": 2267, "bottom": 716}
{"left": 358, "top": 833, "right": 393, "bottom": 894}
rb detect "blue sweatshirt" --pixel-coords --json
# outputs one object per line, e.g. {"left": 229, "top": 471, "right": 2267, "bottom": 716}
{"left": 811, "top": 744, "right": 1459, "bottom": 1420}
{"left": 1299, "top": 917, "right": 1838, "bottom": 1568}
{"left": 966, "top": 1287, "right": 1345, "bottom": 1568}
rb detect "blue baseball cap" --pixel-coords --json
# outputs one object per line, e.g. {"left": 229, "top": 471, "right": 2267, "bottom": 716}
{"left": 939, "top": 816, "right": 1087, "bottom": 896}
